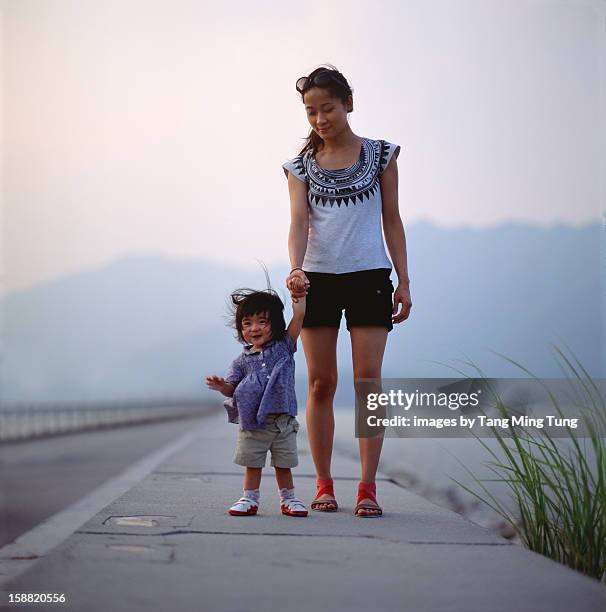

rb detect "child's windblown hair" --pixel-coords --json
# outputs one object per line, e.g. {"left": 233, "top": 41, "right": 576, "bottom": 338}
{"left": 227, "top": 265, "right": 287, "bottom": 345}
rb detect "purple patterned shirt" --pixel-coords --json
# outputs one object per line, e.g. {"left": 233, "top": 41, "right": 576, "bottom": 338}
{"left": 223, "top": 334, "right": 298, "bottom": 431}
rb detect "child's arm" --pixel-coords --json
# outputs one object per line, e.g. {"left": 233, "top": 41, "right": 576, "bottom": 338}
{"left": 206, "top": 376, "right": 236, "bottom": 397}
{"left": 286, "top": 278, "right": 306, "bottom": 345}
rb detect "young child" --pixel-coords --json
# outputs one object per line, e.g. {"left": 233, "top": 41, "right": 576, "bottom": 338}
{"left": 206, "top": 278, "right": 308, "bottom": 517}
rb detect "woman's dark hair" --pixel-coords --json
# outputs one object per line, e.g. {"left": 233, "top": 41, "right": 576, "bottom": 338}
{"left": 296, "top": 64, "right": 354, "bottom": 157}
{"left": 226, "top": 264, "right": 286, "bottom": 345}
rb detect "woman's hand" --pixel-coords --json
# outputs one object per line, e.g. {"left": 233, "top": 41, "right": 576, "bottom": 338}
{"left": 392, "top": 284, "right": 412, "bottom": 324}
{"left": 286, "top": 269, "right": 310, "bottom": 304}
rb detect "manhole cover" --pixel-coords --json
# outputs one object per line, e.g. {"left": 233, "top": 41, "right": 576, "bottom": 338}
{"left": 106, "top": 544, "right": 155, "bottom": 554}
{"left": 106, "top": 516, "right": 172, "bottom": 527}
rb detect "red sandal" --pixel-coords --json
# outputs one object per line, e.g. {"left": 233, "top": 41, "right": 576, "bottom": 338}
{"left": 354, "top": 481, "right": 382, "bottom": 517}
{"left": 310, "top": 477, "right": 338, "bottom": 512}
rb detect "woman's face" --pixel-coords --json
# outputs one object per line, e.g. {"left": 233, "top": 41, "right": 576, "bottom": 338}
{"left": 303, "top": 87, "right": 352, "bottom": 139}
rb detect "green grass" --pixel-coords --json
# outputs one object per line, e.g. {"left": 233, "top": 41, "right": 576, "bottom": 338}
{"left": 442, "top": 344, "right": 606, "bottom": 583}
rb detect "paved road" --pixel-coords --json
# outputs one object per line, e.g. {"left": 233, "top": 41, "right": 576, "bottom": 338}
{"left": 1, "top": 411, "right": 604, "bottom": 611}
{"left": 0, "top": 416, "right": 209, "bottom": 547}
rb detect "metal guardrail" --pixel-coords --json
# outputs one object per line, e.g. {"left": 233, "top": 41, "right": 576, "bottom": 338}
{"left": 0, "top": 399, "right": 215, "bottom": 442}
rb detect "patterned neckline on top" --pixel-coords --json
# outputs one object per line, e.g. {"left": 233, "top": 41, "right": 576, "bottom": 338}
{"left": 311, "top": 137, "right": 367, "bottom": 174}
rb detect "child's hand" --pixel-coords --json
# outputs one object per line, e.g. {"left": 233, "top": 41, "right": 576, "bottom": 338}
{"left": 286, "top": 270, "right": 309, "bottom": 304}
{"left": 206, "top": 375, "right": 227, "bottom": 392}
{"left": 292, "top": 293, "right": 306, "bottom": 307}
{"left": 289, "top": 277, "right": 308, "bottom": 304}
{"left": 290, "top": 277, "right": 306, "bottom": 292}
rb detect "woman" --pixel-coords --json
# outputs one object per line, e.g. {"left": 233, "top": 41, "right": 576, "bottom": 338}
{"left": 282, "top": 65, "right": 412, "bottom": 517}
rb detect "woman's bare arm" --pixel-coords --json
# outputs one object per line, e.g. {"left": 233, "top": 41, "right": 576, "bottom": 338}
{"left": 380, "top": 156, "right": 409, "bottom": 286}
{"left": 287, "top": 172, "right": 309, "bottom": 270}
{"left": 286, "top": 172, "right": 310, "bottom": 301}
{"left": 380, "top": 156, "right": 412, "bottom": 323}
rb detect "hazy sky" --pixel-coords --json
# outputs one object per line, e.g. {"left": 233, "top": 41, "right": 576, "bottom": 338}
{"left": 2, "top": 0, "right": 605, "bottom": 294}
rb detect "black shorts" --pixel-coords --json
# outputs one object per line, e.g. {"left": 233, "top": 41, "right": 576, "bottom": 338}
{"left": 302, "top": 268, "right": 394, "bottom": 332}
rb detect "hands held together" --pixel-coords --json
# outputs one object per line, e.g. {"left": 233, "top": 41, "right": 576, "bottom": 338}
{"left": 286, "top": 269, "right": 309, "bottom": 303}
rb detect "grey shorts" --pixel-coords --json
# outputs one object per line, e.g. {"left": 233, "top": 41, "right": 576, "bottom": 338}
{"left": 233, "top": 413, "right": 300, "bottom": 468}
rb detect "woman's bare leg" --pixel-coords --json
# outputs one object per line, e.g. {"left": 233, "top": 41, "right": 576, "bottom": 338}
{"left": 301, "top": 326, "right": 339, "bottom": 509}
{"left": 350, "top": 326, "right": 388, "bottom": 516}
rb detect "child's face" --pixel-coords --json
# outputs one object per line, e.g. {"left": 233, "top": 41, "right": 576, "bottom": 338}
{"left": 241, "top": 311, "right": 272, "bottom": 349}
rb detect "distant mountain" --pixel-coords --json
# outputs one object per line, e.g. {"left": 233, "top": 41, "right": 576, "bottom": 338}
{"left": 1, "top": 221, "right": 603, "bottom": 404}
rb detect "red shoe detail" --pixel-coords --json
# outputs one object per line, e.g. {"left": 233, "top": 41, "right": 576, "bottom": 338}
{"left": 311, "top": 477, "right": 338, "bottom": 512}
{"left": 281, "top": 504, "right": 308, "bottom": 517}
{"left": 355, "top": 481, "right": 382, "bottom": 517}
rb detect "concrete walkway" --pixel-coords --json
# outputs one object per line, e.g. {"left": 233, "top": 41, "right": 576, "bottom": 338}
{"left": 2, "top": 411, "right": 605, "bottom": 611}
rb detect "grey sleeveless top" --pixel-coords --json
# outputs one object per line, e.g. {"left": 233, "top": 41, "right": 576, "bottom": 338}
{"left": 282, "top": 137, "right": 400, "bottom": 274}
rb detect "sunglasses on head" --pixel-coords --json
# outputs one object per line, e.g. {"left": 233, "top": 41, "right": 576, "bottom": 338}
{"left": 296, "top": 70, "right": 347, "bottom": 94}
